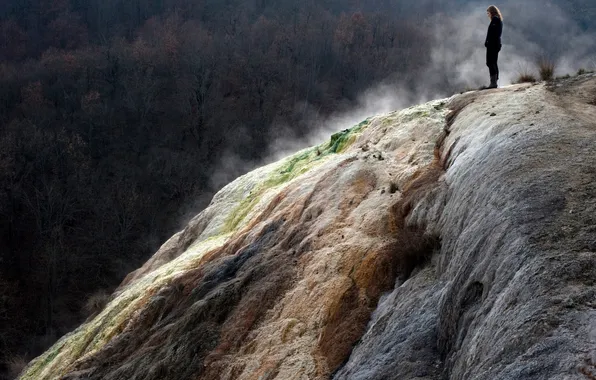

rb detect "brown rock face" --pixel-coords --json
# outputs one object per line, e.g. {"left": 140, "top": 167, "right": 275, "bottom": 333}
{"left": 21, "top": 75, "right": 596, "bottom": 380}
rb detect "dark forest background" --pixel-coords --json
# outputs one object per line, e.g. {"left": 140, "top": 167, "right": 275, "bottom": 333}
{"left": 0, "top": 0, "right": 594, "bottom": 378}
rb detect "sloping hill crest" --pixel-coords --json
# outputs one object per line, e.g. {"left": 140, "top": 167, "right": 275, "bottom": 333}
{"left": 20, "top": 74, "right": 596, "bottom": 380}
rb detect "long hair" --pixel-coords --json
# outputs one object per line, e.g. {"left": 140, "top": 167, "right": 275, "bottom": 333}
{"left": 487, "top": 5, "right": 503, "bottom": 21}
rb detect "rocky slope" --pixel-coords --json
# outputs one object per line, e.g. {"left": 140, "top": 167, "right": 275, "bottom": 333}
{"left": 19, "top": 75, "right": 596, "bottom": 380}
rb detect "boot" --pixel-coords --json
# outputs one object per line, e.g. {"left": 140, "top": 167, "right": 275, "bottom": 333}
{"left": 487, "top": 75, "right": 498, "bottom": 89}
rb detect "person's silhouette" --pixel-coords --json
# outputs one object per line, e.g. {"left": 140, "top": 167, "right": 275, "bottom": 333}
{"left": 485, "top": 5, "right": 503, "bottom": 89}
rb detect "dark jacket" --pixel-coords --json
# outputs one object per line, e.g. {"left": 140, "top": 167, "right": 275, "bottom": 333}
{"left": 485, "top": 16, "right": 503, "bottom": 49}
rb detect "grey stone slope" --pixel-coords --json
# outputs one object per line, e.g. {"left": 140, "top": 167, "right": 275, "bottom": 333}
{"left": 335, "top": 76, "right": 596, "bottom": 380}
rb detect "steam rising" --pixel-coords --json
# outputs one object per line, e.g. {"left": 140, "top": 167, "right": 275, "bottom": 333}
{"left": 209, "top": 0, "right": 595, "bottom": 197}
{"left": 432, "top": 1, "right": 596, "bottom": 88}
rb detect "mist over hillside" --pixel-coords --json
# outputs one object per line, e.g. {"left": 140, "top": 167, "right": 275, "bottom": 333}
{"left": 0, "top": 1, "right": 594, "bottom": 378}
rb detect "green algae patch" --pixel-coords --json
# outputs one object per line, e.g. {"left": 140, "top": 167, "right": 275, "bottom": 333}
{"left": 265, "top": 149, "right": 319, "bottom": 188}
{"left": 329, "top": 130, "right": 353, "bottom": 153}
{"left": 273, "top": 118, "right": 371, "bottom": 184}
{"left": 220, "top": 149, "right": 319, "bottom": 234}
{"left": 222, "top": 119, "right": 371, "bottom": 234}
{"left": 223, "top": 194, "right": 262, "bottom": 233}
{"left": 327, "top": 118, "right": 370, "bottom": 154}
{"left": 21, "top": 341, "right": 65, "bottom": 380}
{"left": 20, "top": 280, "right": 163, "bottom": 379}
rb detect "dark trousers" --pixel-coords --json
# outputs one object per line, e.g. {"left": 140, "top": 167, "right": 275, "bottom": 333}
{"left": 486, "top": 47, "right": 500, "bottom": 79}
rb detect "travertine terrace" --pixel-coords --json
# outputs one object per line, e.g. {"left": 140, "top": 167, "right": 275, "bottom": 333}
{"left": 20, "top": 74, "right": 596, "bottom": 380}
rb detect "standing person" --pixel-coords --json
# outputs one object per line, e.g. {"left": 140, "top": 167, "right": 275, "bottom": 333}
{"left": 485, "top": 5, "right": 503, "bottom": 89}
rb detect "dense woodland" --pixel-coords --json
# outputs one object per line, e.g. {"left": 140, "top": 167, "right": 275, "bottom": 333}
{"left": 0, "top": 1, "right": 434, "bottom": 376}
{"left": 0, "top": 0, "right": 594, "bottom": 378}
